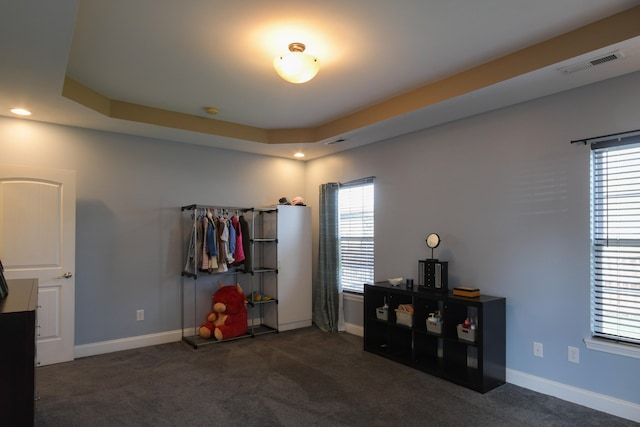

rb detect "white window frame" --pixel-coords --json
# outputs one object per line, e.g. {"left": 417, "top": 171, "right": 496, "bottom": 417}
{"left": 338, "top": 179, "right": 374, "bottom": 294}
{"left": 590, "top": 137, "right": 640, "bottom": 350}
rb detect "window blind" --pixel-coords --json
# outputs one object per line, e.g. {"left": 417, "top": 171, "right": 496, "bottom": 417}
{"left": 591, "top": 140, "right": 640, "bottom": 345}
{"left": 339, "top": 180, "right": 374, "bottom": 293}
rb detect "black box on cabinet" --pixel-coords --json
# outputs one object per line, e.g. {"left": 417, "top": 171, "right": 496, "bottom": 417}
{"left": 418, "top": 259, "right": 448, "bottom": 293}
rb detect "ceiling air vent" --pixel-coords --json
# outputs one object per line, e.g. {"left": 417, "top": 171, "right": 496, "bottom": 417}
{"left": 325, "top": 138, "right": 346, "bottom": 145}
{"left": 558, "top": 51, "right": 625, "bottom": 74}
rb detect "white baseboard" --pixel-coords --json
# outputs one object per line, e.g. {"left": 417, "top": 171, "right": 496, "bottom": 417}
{"left": 507, "top": 368, "right": 640, "bottom": 423}
{"left": 345, "top": 322, "right": 363, "bottom": 337}
{"left": 74, "top": 330, "right": 182, "bottom": 359}
{"left": 279, "top": 320, "right": 312, "bottom": 332}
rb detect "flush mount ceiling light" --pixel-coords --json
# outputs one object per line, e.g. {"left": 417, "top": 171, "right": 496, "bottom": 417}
{"left": 273, "top": 42, "right": 320, "bottom": 84}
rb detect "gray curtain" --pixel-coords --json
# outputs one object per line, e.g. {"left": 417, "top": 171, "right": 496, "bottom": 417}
{"left": 313, "top": 182, "right": 340, "bottom": 332}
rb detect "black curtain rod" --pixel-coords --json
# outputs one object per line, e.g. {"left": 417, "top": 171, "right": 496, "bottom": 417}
{"left": 340, "top": 176, "right": 376, "bottom": 186}
{"left": 571, "top": 129, "right": 640, "bottom": 145}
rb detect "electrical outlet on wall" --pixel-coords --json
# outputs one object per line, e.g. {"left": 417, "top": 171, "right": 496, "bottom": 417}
{"left": 136, "top": 309, "right": 144, "bottom": 321}
{"left": 568, "top": 346, "right": 579, "bottom": 363}
{"left": 533, "top": 342, "right": 543, "bottom": 358}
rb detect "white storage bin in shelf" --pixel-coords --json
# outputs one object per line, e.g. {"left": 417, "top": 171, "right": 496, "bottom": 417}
{"left": 395, "top": 309, "right": 413, "bottom": 327}
{"left": 376, "top": 307, "right": 388, "bottom": 321}
{"left": 457, "top": 324, "right": 476, "bottom": 342}
{"left": 426, "top": 318, "right": 442, "bottom": 334}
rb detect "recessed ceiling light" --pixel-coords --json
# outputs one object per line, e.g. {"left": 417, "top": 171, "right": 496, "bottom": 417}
{"left": 10, "top": 108, "right": 31, "bottom": 116}
{"left": 203, "top": 106, "right": 219, "bottom": 115}
{"left": 294, "top": 152, "right": 305, "bottom": 158}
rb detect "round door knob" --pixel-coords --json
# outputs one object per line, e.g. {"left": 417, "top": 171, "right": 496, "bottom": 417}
{"left": 63, "top": 272, "right": 73, "bottom": 278}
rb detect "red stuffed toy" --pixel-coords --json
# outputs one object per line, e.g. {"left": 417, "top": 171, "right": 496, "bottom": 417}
{"left": 199, "top": 282, "right": 248, "bottom": 340}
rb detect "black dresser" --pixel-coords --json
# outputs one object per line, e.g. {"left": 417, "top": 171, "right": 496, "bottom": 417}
{"left": 0, "top": 278, "right": 38, "bottom": 426}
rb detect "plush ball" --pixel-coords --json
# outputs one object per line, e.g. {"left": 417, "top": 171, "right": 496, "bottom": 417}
{"left": 199, "top": 282, "right": 248, "bottom": 340}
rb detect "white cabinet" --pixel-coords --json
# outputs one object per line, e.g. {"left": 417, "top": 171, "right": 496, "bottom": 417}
{"left": 276, "top": 205, "right": 312, "bottom": 331}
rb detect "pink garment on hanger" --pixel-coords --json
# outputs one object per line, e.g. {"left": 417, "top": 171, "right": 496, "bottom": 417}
{"left": 231, "top": 216, "right": 245, "bottom": 263}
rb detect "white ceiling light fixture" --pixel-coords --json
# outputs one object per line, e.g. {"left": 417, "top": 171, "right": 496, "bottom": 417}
{"left": 293, "top": 152, "right": 305, "bottom": 158}
{"left": 273, "top": 42, "right": 320, "bottom": 84}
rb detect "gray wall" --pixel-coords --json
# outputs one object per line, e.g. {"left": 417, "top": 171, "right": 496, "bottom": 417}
{"left": 0, "top": 121, "right": 306, "bottom": 343}
{"left": 305, "top": 71, "right": 640, "bottom": 405}
{"left": 1, "top": 70, "right": 639, "bottom": 408}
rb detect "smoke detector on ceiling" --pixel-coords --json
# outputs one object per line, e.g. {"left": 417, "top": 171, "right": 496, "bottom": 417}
{"left": 558, "top": 50, "right": 625, "bottom": 74}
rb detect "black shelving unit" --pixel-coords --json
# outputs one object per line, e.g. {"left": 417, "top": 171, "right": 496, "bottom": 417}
{"left": 364, "top": 281, "right": 505, "bottom": 393}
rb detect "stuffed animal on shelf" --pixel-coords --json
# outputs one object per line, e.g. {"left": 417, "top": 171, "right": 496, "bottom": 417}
{"left": 199, "top": 282, "right": 248, "bottom": 340}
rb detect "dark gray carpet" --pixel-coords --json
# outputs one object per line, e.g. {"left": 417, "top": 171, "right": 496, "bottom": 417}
{"left": 35, "top": 326, "right": 636, "bottom": 426}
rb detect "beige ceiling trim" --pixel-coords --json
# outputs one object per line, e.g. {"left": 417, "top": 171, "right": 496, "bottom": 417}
{"left": 313, "top": 5, "right": 640, "bottom": 141}
{"left": 62, "top": 77, "right": 111, "bottom": 116}
{"left": 62, "top": 77, "right": 316, "bottom": 143}
{"left": 110, "top": 100, "right": 268, "bottom": 142}
{"left": 63, "top": 6, "right": 640, "bottom": 145}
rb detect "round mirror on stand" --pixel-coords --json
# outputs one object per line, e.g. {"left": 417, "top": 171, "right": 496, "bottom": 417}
{"left": 426, "top": 233, "right": 440, "bottom": 260}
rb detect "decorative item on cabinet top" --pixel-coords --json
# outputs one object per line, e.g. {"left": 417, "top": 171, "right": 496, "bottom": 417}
{"left": 419, "top": 232, "right": 448, "bottom": 293}
{"left": 453, "top": 286, "right": 480, "bottom": 297}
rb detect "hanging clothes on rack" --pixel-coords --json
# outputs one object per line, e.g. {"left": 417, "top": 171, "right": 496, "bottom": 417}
{"left": 201, "top": 214, "right": 209, "bottom": 271}
{"left": 239, "top": 213, "right": 251, "bottom": 272}
{"left": 224, "top": 217, "right": 235, "bottom": 264}
{"left": 182, "top": 206, "right": 253, "bottom": 276}
{"left": 207, "top": 210, "right": 219, "bottom": 270}
{"left": 228, "top": 214, "right": 236, "bottom": 255}
{"left": 184, "top": 214, "right": 198, "bottom": 274}
{"left": 215, "top": 215, "right": 231, "bottom": 272}
{"left": 231, "top": 215, "right": 245, "bottom": 264}
{"left": 201, "top": 210, "right": 218, "bottom": 272}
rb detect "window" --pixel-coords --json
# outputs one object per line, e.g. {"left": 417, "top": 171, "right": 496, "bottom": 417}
{"left": 591, "top": 138, "right": 640, "bottom": 345}
{"left": 339, "top": 179, "right": 374, "bottom": 293}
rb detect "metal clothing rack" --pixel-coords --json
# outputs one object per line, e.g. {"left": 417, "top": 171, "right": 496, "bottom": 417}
{"left": 180, "top": 204, "right": 279, "bottom": 348}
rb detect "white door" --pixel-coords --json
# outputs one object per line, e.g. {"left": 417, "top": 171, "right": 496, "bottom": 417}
{"left": 0, "top": 164, "right": 76, "bottom": 366}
